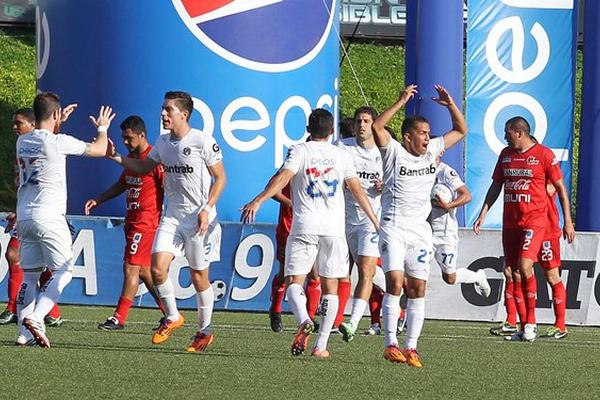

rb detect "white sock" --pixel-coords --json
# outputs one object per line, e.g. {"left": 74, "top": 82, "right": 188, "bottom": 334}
{"left": 31, "top": 270, "right": 72, "bottom": 322}
{"left": 455, "top": 269, "right": 479, "bottom": 284}
{"left": 287, "top": 283, "right": 310, "bottom": 325}
{"left": 18, "top": 271, "right": 41, "bottom": 328}
{"left": 155, "top": 278, "right": 179, "bottom": 321}
{"left": 383, "top": 293, "right": 401, "bottom": 347}
{"left": 196, "top": 286, "right": 214, "bottom": 333}
{"left": 405, "top": 297, "right": 425, "bottom": 349}
{"left": 314, "top": 294, "right": 338, "bottom": 351}
{"left": 349, "top": 298, "right": 368, "bottom": 327}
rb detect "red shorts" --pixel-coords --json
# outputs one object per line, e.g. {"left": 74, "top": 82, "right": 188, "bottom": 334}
{"left": 276, "top": 233, "right": 288, "bottom": 264}
{"left": 124, "top": 226, "right": 156, "bottom": 267}
{"left": 8, "top": 236, "right": 19, "bottom": 250}
{"left": 538, "top": 236, "right": 561, "bottom": 270}
{"left": 502, "top": 227, "right": 545, "bottom": 268}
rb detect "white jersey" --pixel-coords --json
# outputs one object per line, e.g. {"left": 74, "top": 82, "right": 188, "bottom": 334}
{"left": 428, "top": 162, "right": 464, "bottom": 238}
{"left": 336, "top": 137, "right": 382, "bottom": 226}
{"left": 379, "top": 136, "right": 445, "bottom": 227}
{"left": 282, "top": 141, "right": 356, "bottom": 237}
{"left": 16, "top": 129, "right": 87, "bottom": 221}
{"left": 148, "top": 128, "right": 223, "bottom": 225}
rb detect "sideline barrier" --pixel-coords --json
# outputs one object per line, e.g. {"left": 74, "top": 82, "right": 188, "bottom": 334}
{"left": 1, "top": 216, "right": 599, "bottom": 325}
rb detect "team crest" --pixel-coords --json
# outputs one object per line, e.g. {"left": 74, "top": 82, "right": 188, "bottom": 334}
{"left": 526, "top": 156, "right": 539, "bottom": 165}
{"left": 183, "top": 147, "right": 192, "bottom": 156}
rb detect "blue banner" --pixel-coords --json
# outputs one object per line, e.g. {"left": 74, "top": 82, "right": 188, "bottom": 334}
{"left": 0, "top": 216, "right": 289, "bottom": 312}
{"left": 465, "top": 0, "right": 576, "bottom": 227}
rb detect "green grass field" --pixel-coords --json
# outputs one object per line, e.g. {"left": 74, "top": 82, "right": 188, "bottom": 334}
{"left": 0, "top": 304, "right": 597, "bottom": 400}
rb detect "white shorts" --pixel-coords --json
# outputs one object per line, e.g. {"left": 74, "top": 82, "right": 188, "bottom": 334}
{"left": 379, "top": 223, "right": 432, "bottom": 281}
{"left": 17, "top": 218, "right": 73, "bottom": 271}
{"left": 346, "top": 224, "right": 380, "bottom": 260}
{"left": 432, "top": 236, "right": 459, "bottom": 275}
{"left": 152, "top": 217, "right": 221, "bottom": 271}
{"left": 284, "top": 234, "right": 349, "bottom": 279}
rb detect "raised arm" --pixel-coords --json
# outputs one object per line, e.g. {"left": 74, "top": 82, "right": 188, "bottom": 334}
{"left": 84, "top": 180, "right": 127, "bottom": 215}
{"left": 85, "top": 106, "right": 116, "bottom": 157}
{"left": 552, "top": 178, "right": 575, "bottom": 243}
{"left": 473, "top": 181, "right": 502, "bottom": 235}
{"left": 198, "top": 161, "right": 227, "bottom": 235}
{"left": 241, "top": 169, "right": 295, "bottom": 224}
{"left": 432, "top": 85, "right": 467, "bottom": 150}
{"left": 372, "top": 84, "right": 418, "bottom": 148}
{"left": 345, "top": 177, "right": 380, "bottom": 232}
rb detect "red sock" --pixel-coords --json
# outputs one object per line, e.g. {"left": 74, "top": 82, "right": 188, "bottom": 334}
{"left": 270, "top": 275, "right": 286, "bottom": 314}
{"left": 305, "top": 279, "right": 321, "bottom": 320}
{"left": 369, "top": 288, "right": 384, "bottom": 325}
{"left": 552, "top": 281, "right": 566, "bottom": 331}
{"left": 522, "top": 275, "right": 537, "bottom": 325}
{"left": 114, "top": 297, "right": 133, "bottom": 325}
{"left": 505, "top": 281, "right": 517, "bottom": 326}
{"left": 334, "top": 280, "right": 351, "bottom": 327}
{"left": 7, "top": 262, "right": 23, "bottom": 313}
{"left": 48, "top": 304, "right": 61, "bottom": 319}
{"left": 513, "top": 283, "right": 527, "bottom": 329}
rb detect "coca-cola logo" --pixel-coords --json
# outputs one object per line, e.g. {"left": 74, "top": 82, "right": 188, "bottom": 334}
{"left": 505, "top": 178, "right": 531, "bottom": 190}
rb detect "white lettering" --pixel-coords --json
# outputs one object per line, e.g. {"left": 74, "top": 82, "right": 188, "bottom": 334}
{"left": 500, "top": 0, "right": 573, "bottom": 10}
{"left": 275, "top": 96, "right": 312, "bottom": 167}
{"left": 71, "top": 229, "right": 98, "bottom": 295}
{"left": 221, "top": 97, "right": 269, "bottom": 152}
{"left": 231, "top": 233, "right": 274, "bottom": 301}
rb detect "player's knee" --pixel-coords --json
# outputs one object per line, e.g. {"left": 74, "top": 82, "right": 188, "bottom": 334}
{"left": 443, "top": 273, "right": 456, "bottom": 285}
{"left": 6, "top": 248, "right": 18, "bottom": 265}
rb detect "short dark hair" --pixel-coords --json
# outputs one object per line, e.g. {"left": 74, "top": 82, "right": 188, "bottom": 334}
{"left": 164, "top": 91, "right": 193, "bottom": 121}
{"left": 401, "top": 115, "right": 429, "bottom": 135}
{"left": 120, "top": 115, "right": 146, "bottom": 134}
{"left": 307, "top": 108, "right": 334, "bottom": 138}
{"left": 33, "top": 92, "right": 61, "bottom": 122}
{"left": 505, "top": 116, "right": 531, "bottom": 135}
{"left": 353, "top": 106, "right": 378, "bottom": 121}
{"left": 13, "top": 108, "right": 35, "bottom": 123}
{"left": 339, "top": 117, "right": 355, "bottom": 139}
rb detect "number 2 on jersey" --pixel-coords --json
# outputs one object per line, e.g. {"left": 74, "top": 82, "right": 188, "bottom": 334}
{"left": 18, "top": 157, "right": 41, "bottom": 186}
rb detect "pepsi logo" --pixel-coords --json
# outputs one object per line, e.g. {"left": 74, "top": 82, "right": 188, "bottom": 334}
{"left": 172, "top": 0, "right": 336, "bottom": 72}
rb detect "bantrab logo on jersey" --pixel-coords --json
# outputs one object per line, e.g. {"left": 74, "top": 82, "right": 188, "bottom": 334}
{"left": 172, "top": 0, "right": 336, "bottom": 72}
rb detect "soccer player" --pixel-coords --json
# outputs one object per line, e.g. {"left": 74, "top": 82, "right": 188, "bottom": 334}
{"left": 429, "top": 154, "right": 491, "bottom": 295}
{"left": 337, "top": 106, "right": 383, "bottom": 342}
{"left": 17, "top": 93, "right": 114, "bottom": 348}
{"left": 372, "top": 84, "right": 467, "bottom": 367}
{"left": 241, "top": 108, "right": 379, "bottom": 358}
{"left": 109, "top": 91, "right": 226, "bottom": 352}
{"left": 84, "top": 115, "right": 166, "bottom": 330}
{"left": 473, "top": 116, "right": 575, "bottom": 342}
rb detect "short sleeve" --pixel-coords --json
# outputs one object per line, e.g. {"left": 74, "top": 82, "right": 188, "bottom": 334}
{"left": 282, "top": 145, "right": 303, "bottom": 174}
{"left": 56, "top": 134, "right": 87, "bottom": 156}
{"left": 429, "top": 137, "right": 445, "bottom": 158}
{"left": 544, "top": 148, "right": 563, "bottom": 183}
{"left": 203, "top": 136, "right": 224, "bottom": 167}
{"left": 342, "top": 150, "right": 358, "bottom": 180}
{"left": 444, "top": 166, "right": 465, "bottom": 191}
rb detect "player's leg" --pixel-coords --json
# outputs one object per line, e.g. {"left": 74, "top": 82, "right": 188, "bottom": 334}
{"left": 138, "top": 266, "right": 165, "bottom": 315}
{"left": 305, "top": 262, "right": 321, "bottom": 321}
{"left": 39, "top": 269, "right": 63, "bottom": 326}
{"left": 490, "top": 264, "right": 518, "bottom": 336}
{"left": 366, "top": 263, "right": 385, "bottom": 335}
{"left": 269, "top": 234, "right": 287, "bottom": 332}
{"left": 0, "top": 239, "right": 21, "bottom": 324}
{"left": 516, "top": 227, "right": 544, "bottom": 342}
{"left": 539, "top": 238, "right": 567, "bottom": 338}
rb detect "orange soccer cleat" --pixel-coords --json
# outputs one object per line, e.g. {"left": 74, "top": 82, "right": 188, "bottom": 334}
{"left": 186, "top": 332, "right": 214, "bottom": 352}
{"left": 401, "top": 348, "right": 423, "bottom": 368}
{"left": 383, "top": 345, "right": 406, "bottom": 364}
{"left": 151, "top": 314, "right": 185, "bottom": 344}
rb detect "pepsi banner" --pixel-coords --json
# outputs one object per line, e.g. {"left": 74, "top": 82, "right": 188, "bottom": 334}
{"left": 465, "top": 0, "right": 576, "bottom": 227}
{"left": 2, "top": 216, "right": 600, "bottom": 325}
{"left": 36, "top": 0, "right": 339, "bottom": 223}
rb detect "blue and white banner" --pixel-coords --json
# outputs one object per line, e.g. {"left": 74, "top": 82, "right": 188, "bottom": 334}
{"left": 465, "top": 0, "right": 576, "bottom": 227}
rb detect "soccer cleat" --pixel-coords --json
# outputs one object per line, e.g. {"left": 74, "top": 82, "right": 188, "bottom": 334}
{"left": 16, "top": 330, "right": 37, "bottom": 347}
{"left": 490, "top": 321, "right": 517, "bottom": 336}
{"left": 311, "top": 347, "right": 330, "bottom": 359}
{"left": 523, "top": 324, "right": 537, "bottom": 342}
{"left": 152, "top": 316, "right": 166, "bottom": 331}
{"left": 401, "top": 348, "right": 423, "bottom": 368}
{"left": 98, "top": 316, "right": 124, "bottom": 331}
{"left": 330, "top": 326, "right": 340, "bottom": 335}
{"left": 0, "top": 308, "right": 16, "bottom": 325}
{"left": 44, "top": 315, "right": 64, "bottom": 327}
{"left": 365, "top": 323, "right": 382, "bottom": 336}
{"left": 23, "top": 317, "right": 51, "bottom": 348}
{"left": 186, "top": 332, "right": 214, "bottom": 352}
{"left": 339, "top": 321, "right": 357, "bottom": 342}
{"left": 151, "top": 314, "right": 185, "bottom": 344}
{"left": 546, "top": 326, "right": 568, "bottom": 339}
{"left": 476, "top": 270, "right": 492, "bottom": 298}
{"left": 504, "top": 331, "right": 524, "bottom": 342}
{"left": 269, "top": 310, "right": 283, "bottom": 333}
{"left": 383, "top": 345, "right": 407, "bottom": 364}
{"left": 291, "top": 321, "right": 314, "bottom": 356}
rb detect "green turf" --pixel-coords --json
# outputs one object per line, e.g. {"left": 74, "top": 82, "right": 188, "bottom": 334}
{"left": 0, "top": 304, "right": 598, "bottom": 399}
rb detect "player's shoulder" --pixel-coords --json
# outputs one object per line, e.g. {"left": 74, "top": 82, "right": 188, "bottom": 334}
{"left": 337, "top": 137, "right": 356, "bottom": 148}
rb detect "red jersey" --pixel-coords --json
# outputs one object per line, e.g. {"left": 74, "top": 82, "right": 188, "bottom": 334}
{"left": 545, "top": 193, "right": 562, "bottom": 239}
{"left": 119, "top": 146, "right": 164, "bottom": 231}
{"left": 275, "top": 184, "right": 293, "bottom": 238}
{"left": 492, "top": 143, "right": 562, "bottom": 229}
